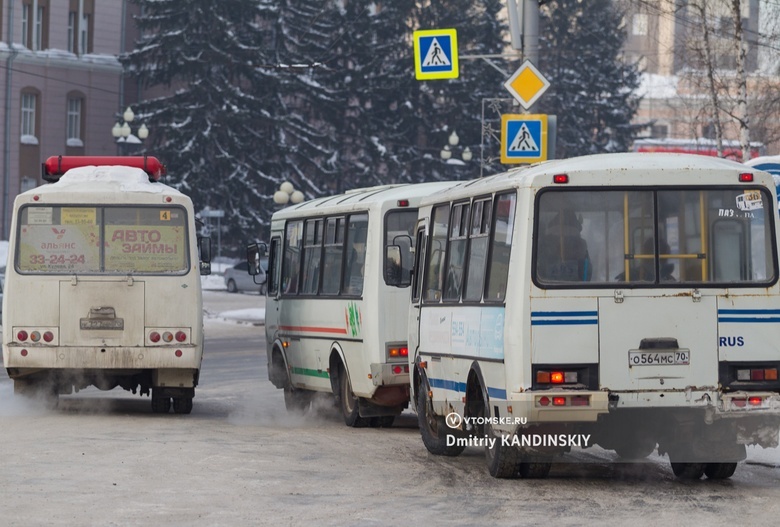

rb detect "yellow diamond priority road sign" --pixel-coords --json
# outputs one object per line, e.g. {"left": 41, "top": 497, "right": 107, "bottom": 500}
{"left": 504, "top": 60, "right": 550, "bottom": 110}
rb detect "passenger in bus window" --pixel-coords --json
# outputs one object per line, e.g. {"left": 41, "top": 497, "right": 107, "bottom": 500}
{"left": 537, "top": 210, "right": 591, "bottom": 282}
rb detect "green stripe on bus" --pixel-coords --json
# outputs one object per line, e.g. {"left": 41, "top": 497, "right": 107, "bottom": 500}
{"left": 291, "top": 367, "right": 330, "bottom": 379}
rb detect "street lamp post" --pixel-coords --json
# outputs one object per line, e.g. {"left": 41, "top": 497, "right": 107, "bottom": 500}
{"left": 440, "top": 131, "right": 473, "bottom": 164}
{"left": 273, "top": 181, "right": 305, "bottom": 206}
{"left": 111, "top": 106, "right": 149, "bottom": 155}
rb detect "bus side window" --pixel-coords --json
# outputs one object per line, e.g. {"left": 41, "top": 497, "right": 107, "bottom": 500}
{"left": 424, "top": 204, "right": 450, "bottom": 302}
{"left": 485, "top": 192, "right": 516, "bottom": 301}
{"left": 343, "top": 213, "right": 368, "bottom": 296}
{"left": 463, "top": 198, "right": 492, "bottom": 301}
{"left": 321, "top": 217, "right": 345, "bottom": 295}
{"left": 282, "top": 221, "right": 303, "bottom": 295}
{"left": 443, "top": 202, "right": 469, "bottom": 301}
{"left": 301, "top": 219, "right": 323, "bottom": 295}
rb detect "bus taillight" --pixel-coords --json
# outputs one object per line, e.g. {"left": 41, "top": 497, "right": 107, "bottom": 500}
{"left": 175, "top": 331, "right": 187, "bottom": 343}
{"left": 43, "top": 331, "right": 54, "bottom": 343}
{"left": 17, "top": 330, "right": 28, "bottom": 341}
{"left": 149, "top": 332, "right": 161, "bottom": 343}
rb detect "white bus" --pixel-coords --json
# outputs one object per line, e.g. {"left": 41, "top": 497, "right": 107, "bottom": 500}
{"left": 2, "top": 156, "right": 211, "bottom": 414}
{"left": 257, "top": 182, "right": 457, "bottom": 427}
{"left": 410, "top": 152, "right": 780, "bottom": 479}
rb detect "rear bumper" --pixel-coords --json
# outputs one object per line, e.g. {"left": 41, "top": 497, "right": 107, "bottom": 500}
{"left": 369, "top": 362, "right": 410, "bottom": 387}
{"left": 485, "top": 391, "right": 610, "bottom": 433}
{"left": 3, "top": 345, "right": 202, "bottom": 371}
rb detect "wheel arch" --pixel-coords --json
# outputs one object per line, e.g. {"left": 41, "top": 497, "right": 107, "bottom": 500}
{"left": 268, "top": 339, "right": 291, "bottom": 389}
{"left": 465, "top": 361, "right": 489, "bottom": 422}
{"left": 328, "top": 342, "right": 348, "bottom": 396}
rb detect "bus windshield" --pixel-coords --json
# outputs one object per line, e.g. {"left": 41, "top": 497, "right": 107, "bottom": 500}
{"left": 16, "top": 204, "right": 189, "bottom": 275}
{"left": 535, "top": 188, "right": 776, "bottom": 287}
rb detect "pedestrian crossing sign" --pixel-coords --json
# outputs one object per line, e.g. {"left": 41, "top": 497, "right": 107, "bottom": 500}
{"left": 414, "top": 29, "right": 458, "bottom": 80}
{"left": 501, "top": 114, "right": 548, "bottom": 164}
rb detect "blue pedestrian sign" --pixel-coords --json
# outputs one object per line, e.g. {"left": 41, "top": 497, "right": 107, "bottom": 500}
{"left": 501, "top": 114, "right": 548, "bottom": 164}
{"left": 413, "top": 29, "right": 459, "bottom": 80}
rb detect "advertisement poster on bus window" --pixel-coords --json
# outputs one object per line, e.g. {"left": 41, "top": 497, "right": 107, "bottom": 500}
{"left": 104, "top": 224, "right": 186, "bottom": 272}
{"left": 18, "top": 207, "right": 100, "bottom": 273}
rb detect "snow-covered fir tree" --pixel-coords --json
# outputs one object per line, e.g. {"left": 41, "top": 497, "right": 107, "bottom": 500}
{"left": 121, "top": 0, "right": 284, "bottom": 247}
{"left": 538, "top": 0, "right": 644, "bottom": 158}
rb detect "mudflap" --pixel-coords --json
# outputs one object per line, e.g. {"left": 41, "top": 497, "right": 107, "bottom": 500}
{"left": 658, "top": 418, "right": 747, "bottom": 463}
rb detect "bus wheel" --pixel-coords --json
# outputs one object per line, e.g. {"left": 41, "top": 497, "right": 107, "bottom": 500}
{"left": 151, "top": 395, "right": 171, "bottom": 414}
{"left": 704, "top": 462, "right": 738, "bottom": 480}
{"left": 371, "top": 415, "right": 395, "bottom": 428}
{"left": 417, "top": 384, "right": 465, "bottom": 457}
{"left": 173, "top": 396, "right": 193, "bottom": 415}
{"left": 338, "top": 364, "right": 369, "bottom": 427}
{"left": 283, "top": 386, "right": 313, "bottom": 413}
{"left": 519, "top": 457, "right": 552, "bottom": 479}
{"left": 671, "top": 462, "right": 706, "bottom": 480}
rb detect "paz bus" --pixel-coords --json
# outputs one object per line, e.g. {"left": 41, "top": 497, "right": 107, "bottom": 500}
{"left": 409, "top": 152, "right": 780, "bottom": 479}
{"left": 2, "top": 156, "right": 211, "bottom": 414}
{"left": 253, "top": 181, "right": 457, "bottom": 427}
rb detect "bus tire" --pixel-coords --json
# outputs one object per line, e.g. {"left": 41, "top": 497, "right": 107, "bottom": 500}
{"left": 151, "top": 395, "right": 171, "bottom": 414}
{"left": 338, "top": 364, "right": 369, "bottom": 427}
{"left": 283, "top": 386, "right": 314, "bottom": 413}
{"left": 671, "top": 462, "right": 706, "bottom": 480}
{"left": 417, "top": 383, "right": 465, "bottom": 457}
{"left": 614, "top": 440, "right": 656, "bottom": 460}
{"left": 371, "top": 415, "right": 395, "bottom": 428}
{"left": 704, "top": 462, "right": 737, "bottom": 480}
{"left": 172, "top": 396, "right": 193, "bottom": 415}
{"left": 227, "top": 279, "right": 237, "bottom": 293}
{"left": 485, "top": 429, "right": 522, "bottom": 479}
{"left": 519, "top": 458, "right": 552, "bottom": 479}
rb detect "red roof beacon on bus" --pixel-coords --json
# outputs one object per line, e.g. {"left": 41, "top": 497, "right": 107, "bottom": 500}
{"left": 42, "top": 155, "right": 167, "bottom": 182}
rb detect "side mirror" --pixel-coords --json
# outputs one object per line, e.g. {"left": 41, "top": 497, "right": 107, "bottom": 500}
{"left": 246, "top": 242, "right": 267, "bottom": 284}
{"left": 198, "top": 236, "right": 212, "bottom": 276}
{"left": 385, "top": 245, "right": 407, "bottom": 287}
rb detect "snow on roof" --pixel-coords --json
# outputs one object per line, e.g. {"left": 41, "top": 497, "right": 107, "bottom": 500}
{"left": 28, "top": 165, "right": 182, "bottom": 196}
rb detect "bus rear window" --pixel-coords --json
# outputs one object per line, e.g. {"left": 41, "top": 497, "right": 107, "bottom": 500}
{"left": 534, "top": 188, "right": 777, "bottom": 287}
{"left": 16, "top": 205, "right": 189, "bottom": 274}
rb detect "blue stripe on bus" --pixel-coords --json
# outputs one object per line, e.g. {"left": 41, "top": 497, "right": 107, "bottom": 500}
{"left": 428, "top": 378, "right": 507, "bottom": 401}
{"left": 718, "top": 309, "right": 780, "bottom": 315}
{"left": 718, "top": 317, "right": 780, "bottom": 323}
{"left": 531, "top": 311, "right": 598, "bottom": 317}
{"left": 531, "top": 319, "right": 598, "bottom": 326}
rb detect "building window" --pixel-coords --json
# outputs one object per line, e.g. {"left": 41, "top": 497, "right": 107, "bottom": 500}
{"left": 67, "top": 97, "right": 83, "bottom": 147}
{"left": 21, "top": 92, "right": 38, "bottom": 144}
{"left": 632, "top": 14, "right": 648, "bottom": 36}
{"left": 69, "top": 0, "right": 94, "bottom": 55}
{"left": 22, "top": 1, "right": 49, "bottom": 50}
{"left": 651, "top": 123, "right": 669, "bottom": 138}
{"left": 20, "top": 177, "right": 37, "bottom": 193}
{"left": 68, "top": 11, "right": 76, "bottom": 53}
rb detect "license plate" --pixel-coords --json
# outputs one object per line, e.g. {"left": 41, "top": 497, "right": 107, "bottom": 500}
{"left": 628, "top": 350, "right": 689, "bottom": 366}
{"left": 80, "top": 318, "right": 124, "bottom": 330}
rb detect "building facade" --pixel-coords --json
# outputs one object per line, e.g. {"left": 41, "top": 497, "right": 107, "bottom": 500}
{"left": 0, "top": 0, "right": 130, "bottom": 239}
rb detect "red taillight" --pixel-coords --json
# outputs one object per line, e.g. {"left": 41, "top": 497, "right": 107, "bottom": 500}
{"left": 552, "top": 397, "right": 566, "bottom": 406}
{"left": 571, "top": 396, "right": 589, "bottom": 406}
{"left": 149, "top": 332, "right": 161, "bottom": 343}
{"left": 749, "top": 396, "right": 763, "bottom": 406}
{"left": 553, "top": 174, "right": 569, "bottom": 184}
{"left": 43, "top": 331, "right": 54, "bottom": 343}
{"left": 17, "top": 330, "right": 28, "bottom": 341}
{"left": 175, "top": 331, "right": 187, "bottom": 342}
{"left": 738, "top": 173, "right": 754, "bottom": 182}
{"left": 751, "top": 369, "right": 765, "bottom": 381}
{"left": 20, "top": 349, "right": 28, "bottom": 357}
{"left": 550, "top": 372, "right": 564, "bottom": 384}
{"left": 400, "top": 347, "right": 408, "bottom": 357}
{"left": 175, "top": 350, "right": 183, "bottom": 358}
{"left": 538, "top": 396, "right": 550, "bottom": 406}
{"left": 733, "top": 399, "right": 747, "bottom": 408}
{"left": 397, "top": 199, "right": 409, "bottom": 207}
{"left": 392, "top": 365, "right": 403, "bottom": 374}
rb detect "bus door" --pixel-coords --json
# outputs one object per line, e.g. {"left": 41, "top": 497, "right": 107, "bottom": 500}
{"left": 409, "top": 219, "right": 428, "bottom": 363}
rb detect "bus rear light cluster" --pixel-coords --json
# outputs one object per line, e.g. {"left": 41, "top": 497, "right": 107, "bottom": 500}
{"left": 736, "top": 368, "right": 778, "bottom": 381}
{"left": 16, "top": 329, "right": 55, "bottom": 343}
{"left": 536, "top": 395, "right": 590, "bottom": 407}
{"left": 731, "top": 396, "right": 765, "bottom": 409}
{"left": 536, "top": 370, "right": 578, "bottom": 385}
{"left": 147, "top": 329, "right": 189, "bottom": 345}
{"left": 387, "top": 344, "right": 408, "bottom": 361}
{"left": 391, "top": 365, "right": 410, "bottom": 375}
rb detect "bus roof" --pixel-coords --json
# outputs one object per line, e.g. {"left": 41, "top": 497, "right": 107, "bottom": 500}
{"left": 20, "top": 165, "right": 184, "bottom": 198}
{"left": 271, "top": 181, "right": 459, "bottom": 220}
{"left": 420, "top": 152, "right": 774, "bottom": 204}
